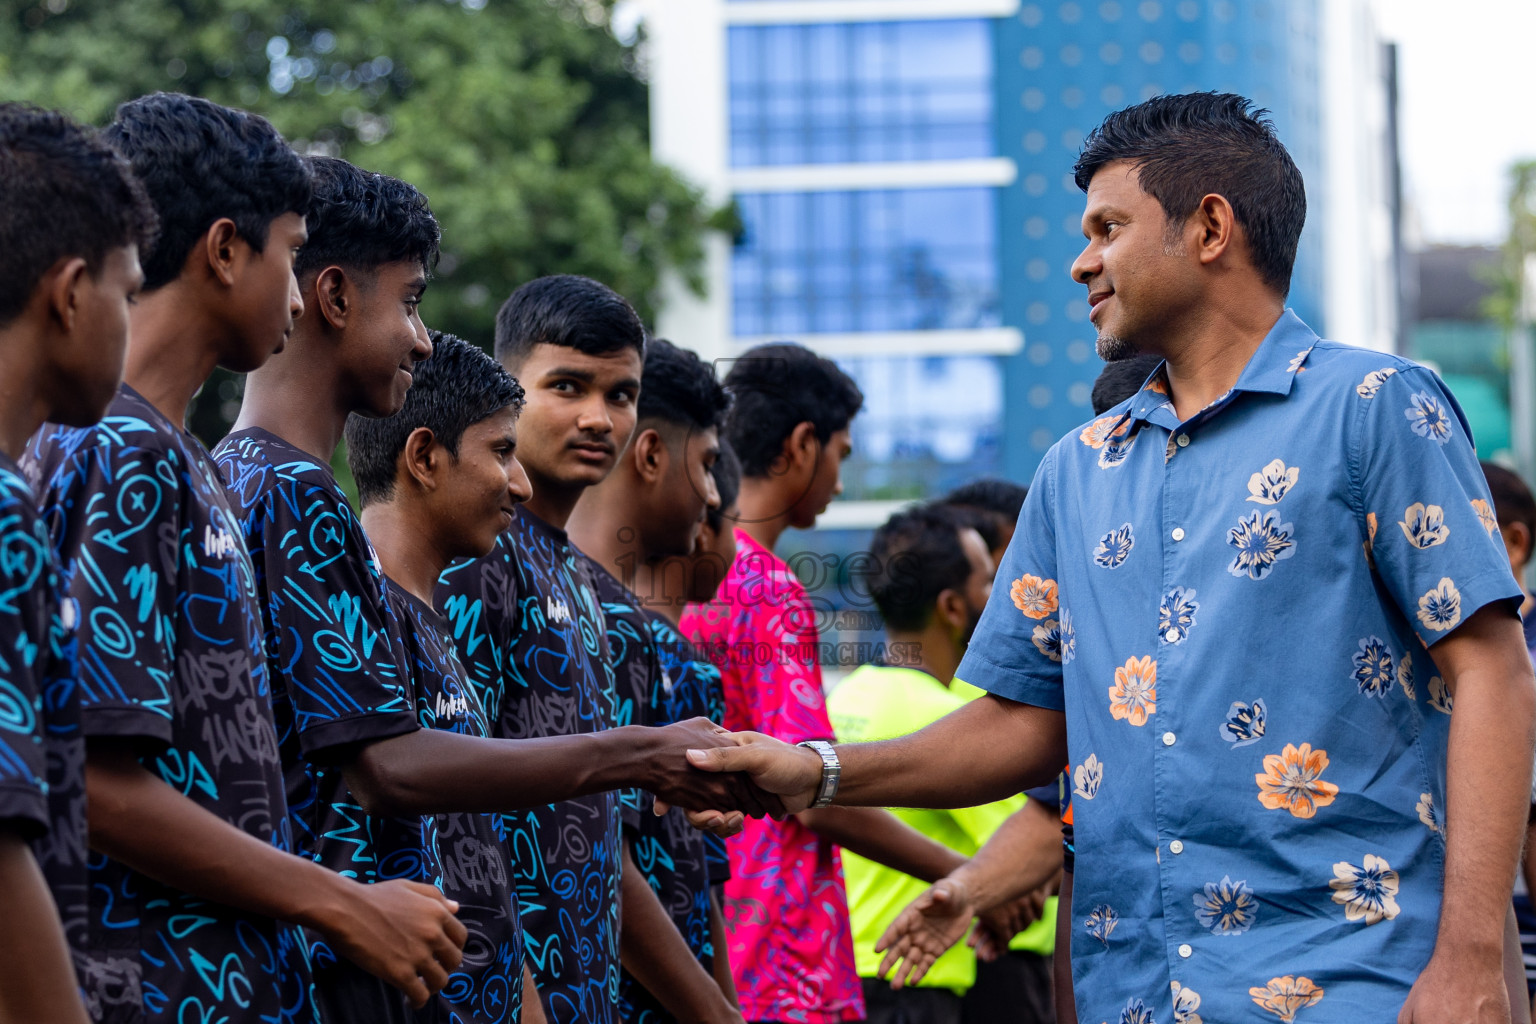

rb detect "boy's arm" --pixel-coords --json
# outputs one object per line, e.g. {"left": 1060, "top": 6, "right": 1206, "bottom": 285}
{"left": 617, "top": 839, "right": 742, "bottom": 1024}
{"left": 521, "top": 966, "right": 548, "bottom": 1024}
{"left": 87, "top": 739, "right": 467, "bottom": 1007}
{"left": 0, "top": 832, "right": 89, "bottom": 1024}
{"left": 708, "top": 890, "right": 739, "bottom": 1008}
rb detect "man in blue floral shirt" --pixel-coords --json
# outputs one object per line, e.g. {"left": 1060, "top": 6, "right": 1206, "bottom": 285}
{"left": 689, "top": 93, "right": 1536, "bottom": 1024}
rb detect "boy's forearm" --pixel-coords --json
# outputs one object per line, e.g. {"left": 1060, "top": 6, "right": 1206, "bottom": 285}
{"left": 0, "top": 834, "right": 90, "bottom": 1024}
{"left": 798, "top": 805, "right": 966, "bottom": 883}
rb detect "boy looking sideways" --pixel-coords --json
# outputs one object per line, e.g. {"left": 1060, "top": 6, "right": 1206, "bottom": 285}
{"left": 26, "top": 93, "right": 459, "bottom": 1024}
{"left": 0, "top": 102, "right": 153, "bottom": 1024}
{"left": 344, "top": 333, "right": 545, "bottom": 1023}
{"left": 438, "top": 277, "right": 771, "bottom": 1024}
{"left": 567, "top": 338, "right": 740, "bottom": 1023}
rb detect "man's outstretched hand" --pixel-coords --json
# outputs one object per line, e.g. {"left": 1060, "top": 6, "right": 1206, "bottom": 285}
{"left": 654, "top": 731, "right": 825, "bottom": 833}
{"left": 873, "top": 877, "right": 977, "bottom": 989}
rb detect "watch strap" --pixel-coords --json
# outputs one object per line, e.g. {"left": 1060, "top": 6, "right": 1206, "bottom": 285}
{"left": 797, "top": 739, "right": 841, "bottom": 808}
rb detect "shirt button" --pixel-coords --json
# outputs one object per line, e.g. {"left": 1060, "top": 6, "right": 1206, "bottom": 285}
{"left": 1171, "top": 527, "right": 1186, "bottom": 541}
{"left": 1164, "top": 629, "right": 1181, "bottom": 644}
{"left": 1162, "top": 731, "right": 1177, "bottom": 746}
{"left": 1178, "top": 943, "right": 1193, "bottom": 958}
{"left": 1170, "top": 839, "right": 1185, "bottom": 854}
{"left": 1176, "top": 433, "right": 1191, "bottom": 447}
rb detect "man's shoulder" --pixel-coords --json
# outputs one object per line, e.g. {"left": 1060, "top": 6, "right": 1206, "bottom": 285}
{"left": 1296, "top": 340, "right": 1427, "bottom": 394}
{"left": 213, "top": 429, "right": 347, "bottom": 512}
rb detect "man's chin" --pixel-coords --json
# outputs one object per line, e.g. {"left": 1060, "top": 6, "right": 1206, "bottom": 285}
{"left": 1096, "top": 331, "right": 1140, "bottom": 362}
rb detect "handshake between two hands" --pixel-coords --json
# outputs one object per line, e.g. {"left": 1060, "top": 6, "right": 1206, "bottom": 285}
{"left": 644, "top": 719, "right": 822, "bottom": 835}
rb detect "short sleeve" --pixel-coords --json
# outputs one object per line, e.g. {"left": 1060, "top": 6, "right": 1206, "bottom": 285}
{"left": 50, "top": 438, "right": 177, "bottom": 747}
{"left": 730, "top": 585, "right": 835, "bottom": 745}
{"left": 0, "top": 485, "right": 53, "bottom": 837}
{"left": 604, "top": 607, "right": 655, "bottom": 831}
{"left": 241, "top": 479, "right": 415, "bottom": 754}
{"left": 1351, "top": 366, "right": 1522, "bottom": 646}
{"left": 954, "top": 449, "right": 1066, "bottom": 709}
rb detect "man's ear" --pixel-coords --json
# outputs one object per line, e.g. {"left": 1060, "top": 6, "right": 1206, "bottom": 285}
{"left": 934, "top": 587, "right": 967, "bottom": 635}
{"left": 1193, "top": 192, "right": 1237, "bottom": 268}
{"left": 199, "top": 217, "right": 242, "bottom": 287}
{"left": 401, "top": 426, "right": 441, "bottom": 492}
{"left": 1506, "top": 521, "right": 1533, "bottom": 574}
{"left": 783, "top": 421, "right": 819, "bottom": 474}
{"left": 43, "top": 256, "right": 90, "bottom": 335}
{"left": 312, "top": 266, "right": 350, "bottom": 330}
{"left": 631, "top": 427, "right": 668, "bottom": 485}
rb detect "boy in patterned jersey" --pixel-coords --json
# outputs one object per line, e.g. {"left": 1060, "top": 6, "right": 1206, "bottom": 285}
{"left": 344, "top": 334, "right": 542, "bottom": 1024}
{"left": 567, "top": 339, "right": 741, "bottom": 1023}
{"left": 0, "top": 102, "right": 153, "bottom": 1024}
{"left": 438, "top": 277, "right": 777, "bottom": 1024}
{"left": 26, "top": 94, "right": 466, "bottom": 1024}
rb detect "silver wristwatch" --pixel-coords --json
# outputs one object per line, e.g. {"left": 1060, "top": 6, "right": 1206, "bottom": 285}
{"left": 797, "top": 740, "right": 841, "bottom": 808}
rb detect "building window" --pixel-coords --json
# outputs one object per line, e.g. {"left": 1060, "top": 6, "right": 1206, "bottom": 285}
{"left": 728, "top": 20, "right": 994, "bottom": 167}
{"left": 839, "top": 355, "right": 1004, "bottom": 500}
{"left": 733, "top": 187, "right": 1000, "bottom": 335}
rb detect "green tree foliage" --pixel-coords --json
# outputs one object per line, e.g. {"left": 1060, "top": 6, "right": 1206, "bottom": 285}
{"left": 0, "top": 0, "right": 716, "bottom": 444}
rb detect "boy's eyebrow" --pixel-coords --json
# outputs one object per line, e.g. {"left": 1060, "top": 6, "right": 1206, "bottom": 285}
{"left": 542, "top": 366, "right": 596, "bottom": 383}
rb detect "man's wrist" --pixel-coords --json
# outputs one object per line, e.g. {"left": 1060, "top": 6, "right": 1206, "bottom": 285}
{"left": 796, "top": 740, "right": 841, "bottom": 807}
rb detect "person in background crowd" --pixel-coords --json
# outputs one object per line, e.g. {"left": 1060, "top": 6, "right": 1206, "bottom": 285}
{"left": 1484, "top": 460, "right": 1536, "bottom": 1019}
{"left": 941, "top": 478, "right": 1029, "bottom": 568}
{"left": 827, "top": 503, "right": 1061, "bottom": 1024}
{"left": 687, "top": 441, "right": 742, "bottom": 612}
{"left": 568, "top": 338, "right": 743, "bottom": 1023}
{"left": 0, "top": 102, "right": 154, "bottom": 1024}
{"left": 685, "top": 92, "right": 1536, "bottom": 1023}
{"left": 26, "top": 92, "right": 469, "bottom": 1023}
{"left": 682, "top": 342, "right": 970, "bottom": 1024}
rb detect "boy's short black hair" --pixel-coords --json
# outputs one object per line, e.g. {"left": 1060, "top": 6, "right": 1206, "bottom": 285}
{"left": 493, "top": 274, "right": 646, "bottom": 368}
{"left": 0, "top": 104, "right": 157, "bottom": 326}
{"left": 295, "top": 157, "right": 440, "bottom": 280}
{"left": 1483, "top": 461, "right": 1536, "bottom": 543}
{"left": 638, "top": 338, "right": 730, "bottom": 434}
{"left": 103, "top": 92, "right": 311, "bottom": 291}
{"left": 704, "top": 439, "right": 741, "bottom": 534}
{"left": 869, "top": 503, "right": 973, "bottom": 633}
{"left": 940, "top": 478, "right": 1029, "bottom": 553}
{"left": 1091, "top": 353, "right": 1164, "bottom": 414}
{"left": 722, "top": 343, "right": 864, "bottom": 478}
{"left": 1074, "top": 92, "right": 1306, "bottom": 296}
{"left": 346, "top": 331, "right": 525, "bottom": 507}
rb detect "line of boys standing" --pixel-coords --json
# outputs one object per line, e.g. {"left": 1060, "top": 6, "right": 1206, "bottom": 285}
{"left": 0, "top": 92, "right": 777, "bottom": 1024}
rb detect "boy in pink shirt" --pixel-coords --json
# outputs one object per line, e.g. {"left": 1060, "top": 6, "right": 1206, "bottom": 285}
{"left": 684, "top": 344, "right": 968, "bottom": 1024}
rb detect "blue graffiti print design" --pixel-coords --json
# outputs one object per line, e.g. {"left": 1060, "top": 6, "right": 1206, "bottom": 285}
{"left": 438, "top": 508, "right": 621, "bottom": 1024}
{"left": 26, "top": 386, "right": 296, "bottom": 1022}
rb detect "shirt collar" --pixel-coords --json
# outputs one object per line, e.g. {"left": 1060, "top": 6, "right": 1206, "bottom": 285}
{"left": 1126, "top": 308, "right": 1318, "bottom": 426}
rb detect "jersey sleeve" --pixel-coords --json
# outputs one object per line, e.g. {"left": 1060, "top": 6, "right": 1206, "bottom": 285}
{"left": 1351, "top": 365, "right": 1523, "bottom": 647}
{"left": 954, "top": 448, "right": 1067, "bottom": 709}
{"left": 436, "top": 539, "right": 519, "bottom": 721}
{"left": 49, "top": 435, "right": 179, "bottom": 747}
{"left": 605, "top": 607, "right": 655, "bottom": 831}
{"left": 244, "top": 476, "right": 416, "bottom": 754}
{"left": 0, "top": 485, "right": 54, "bottom": 838}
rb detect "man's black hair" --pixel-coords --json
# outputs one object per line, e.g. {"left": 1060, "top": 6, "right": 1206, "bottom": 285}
{"left": 940, "top": 478, "right": 1028, "bottom": 553}
{"left": 493, "top": 274, "right": 646, "bottom": 367}
{"left": 102, "top": 92, "right": 311, "bottom": 291}
{"left": 942, "top": 478, "right": 1028, "bottom": 523}
{"left": 1073, "top": 92, "right": 1306, "bottom": 295}
{"left": 346, "top": 331, "right": 525, "bottom": 507}
{"left": 1091, "top": 353, "right": 1164, "bottom": 414}
{"left": 869, "top": 503, "right": 974, "bottom": 633}
{"left": 722, "top": 343, "right": 864, "bottom": 478}
{"left": 705, "top": 439, "right": 741, "bottom": 534}
{"left": 0, "top": 104, "right": 157, "bottom": 326}
{"left": 638, "top": 338, "right": 730, "bottom": 434}
{"left": 1482, "top": 461, "right": 1536, "bottom": 543}
{"left": 295, "top": 156, "right": 440, "bottom": 280}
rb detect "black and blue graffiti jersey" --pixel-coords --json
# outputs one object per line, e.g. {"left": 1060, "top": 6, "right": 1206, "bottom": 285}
{"left": 386, "top": 578, "right": 525, "bottom": 1024}
{"left": 27, "top": 385, "right": 305, "bottom": 1024}
{"left": 213, "top": 428, "right": 429, "bottom": 1020}
{"left": 648, "top": 614, "right": 731, "bottom": 890}
{"left": 0, "top": 454, "right": 88, "bottom": 1004}
{"left": 590, "top": 565, "right": 715, "bottom": 1024}
{"left": 437, "top": 507, "right": 622, "bottom": 1024}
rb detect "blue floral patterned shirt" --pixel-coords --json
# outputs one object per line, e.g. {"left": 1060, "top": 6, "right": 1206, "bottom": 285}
{"left": 957, "top": 311, "right": 1523, "bottom": 1024}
